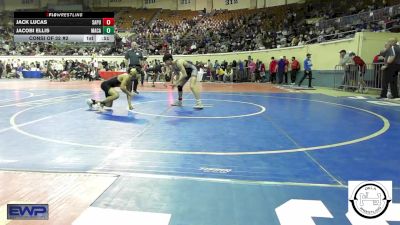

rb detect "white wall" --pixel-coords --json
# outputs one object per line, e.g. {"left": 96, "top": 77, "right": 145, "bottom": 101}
{"left": 143, "top": 0, "right": 177, "bottom": 10}
{"left": 108, "top": 0, "right": 136, "bottom": 7}
{"left": 256, "top": 0, "right": 265, "bottom": 8}
{"left": 91, "top": 0, "right": 106, "bottom": 7}
{"left": 213, "top": 0, "right": 250, "bottom": 10}
{"left": 40, "top": 0, "right": 79, "bottom": 8}
{"left": 265, "top": 0, "right": 285, "bottom": 7}
{"left": 133, "top": 0, "right": 143, "bottom": 8}
{"left": 288, "top": 0, "right": 304, "bottom": 4}
{"left": 207, "top": 0, "right": 213, "bottom": 11}
{"left": 177, "top": 0, "right": 195, "bottom": 10}
{"left": 264, "top": 0, "right": 303, "bottom": 7}
{"left": 250, "top": 0, "right": 256, "bottom": 9}
{"left": 194, "top": 0, "right": 207, "bottom": 11}
{"left": 88, "top": 0, "right": 143, "bottom": 8}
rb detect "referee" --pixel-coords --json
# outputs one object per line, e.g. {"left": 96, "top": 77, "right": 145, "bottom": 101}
{"left": 378, "top": 38, "right": 400, "bottom": 99}
{"left": 125, "top": 42, "right": 144, "bottom": 94}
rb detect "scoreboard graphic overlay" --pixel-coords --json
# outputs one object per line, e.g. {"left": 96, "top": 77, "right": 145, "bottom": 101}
{"left": 13, "top": 12, "right": 115, "bottom": 43}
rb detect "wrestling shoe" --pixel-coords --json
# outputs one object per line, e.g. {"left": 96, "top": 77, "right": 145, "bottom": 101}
{"left": 96, "top": 102, "right": 105, "bottom": 112}
{"left": 193, "top": 101, "right": 204, "bottom": 109}
{"left": 171, "top": 100, "right": 183, "bottom": 106}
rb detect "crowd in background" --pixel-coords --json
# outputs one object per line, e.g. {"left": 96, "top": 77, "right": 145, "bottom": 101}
{"left": 0, "top": 54, "right": 319, "bottom": 89}
{"left": 0, "top": 58, "right": 125, "bottom": 81}
{"left": 135, "top": 0, "right": 397, "bottom": 55}
{"left": 0, "top": 45, "right": 396, "bottom": 99}
{"left": 0, "top": 56, "right": 280, "bottom": 83}
{"left": 0, "top": 0, "right": 398, "bottom": 56}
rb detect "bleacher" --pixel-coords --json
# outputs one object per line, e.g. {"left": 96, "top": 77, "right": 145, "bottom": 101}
{"left": 210, "top": 9, "right": 259, "bottom": 22}
{"left": 158, "top": 9, "right": 199, "bottom": 26}
{"left": 116, "top": 8, "right": 160, "bottom": 30}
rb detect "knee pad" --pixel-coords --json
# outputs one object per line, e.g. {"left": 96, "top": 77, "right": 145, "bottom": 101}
{"left": 178, "top": 86, "right": 183, "bottom": 92}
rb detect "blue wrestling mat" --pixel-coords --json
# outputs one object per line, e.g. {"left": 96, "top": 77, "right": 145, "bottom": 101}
{"left": 0, "top": 88, "right": 399, "bottom": 225}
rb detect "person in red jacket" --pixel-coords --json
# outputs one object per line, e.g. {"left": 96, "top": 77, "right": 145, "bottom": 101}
{"left": 269, "top": 57, "right": 278, "bottom": 83}
{"left": 290, "top": 57, "right": 300, "bottom": 85}
{"left": 350, "top": 52, "right": 367, "bottom": 92}
{"left": 373, "top": 54, "right": 381, "bottom": 63}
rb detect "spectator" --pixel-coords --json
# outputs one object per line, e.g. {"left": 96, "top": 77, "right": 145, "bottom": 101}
{"left": 93, "top": 60, "right": 99, "bottom": 73}
{"left": 214, "top": 60, "right": 220, "bottom": 70}
{"left": 6, "top": 61, "right": 12, "bottom": 75}
{"left": 47, "top": 61, "right": 55, "bottom": 80}
{"left": 373, "top": 54, "right": 384, "bottom": 63}
{"left": 204, "top": 59, "right": 213, "bottom": 81}
{"left": 255, "top": 59, "right": 261, "bottom": 81}
{"left": 259, "top": 61, "right": 266, "bottom": 82}
{"left": 238, "top": 60, "right": 244, "bottom": 82}
{"left": 16, "top": 64, "right": 23, "bottom": 79}
{"left": 373, "top": 52, "right": 386, "bottom": 87}
{"left": 221, "top": 60, "right": 228, "bottom": 70}
{"left": 12, "top": 60, "right": 18, "bottom": 71}
{"left": 338, "top": 49, "right": 355, "bottom": 89}
{"left": 269, "top": 57, "right": 278, "bottom": 83}
{"left": 298, "top": 53, "right": 313, "bottom": 88}
{"left": 216, "top": 66, "right": 225, "bottom": 81}
{"left": 213, "top": 60, "right": 220, "bottom": 79}
{"left": 349, "top": 52, "right": 367, "bottom": 92}
{"left": 290, "top": 57, "right": 300, "bottom": 85}
{"left": 0, "top": 60, "right": 3, "bottom": 78}
{"left": 283, "top": 56, "right": 289, "bottom": 84}
{"left": 277, "top": 56, "right": 286, "bottom": 84}
{"left": 248, "top": 59, "right": 256, "bottom": 82}
{"left": 224, "top": 66, "right": 233, "bottom": 82}
{"left": 232, "top": 60, "right": 237, "bottom": 81}
{"left": 197, "top": 65, "right": 205, "bottom": 82}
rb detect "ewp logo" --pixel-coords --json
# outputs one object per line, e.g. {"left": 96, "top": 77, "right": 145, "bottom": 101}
{"left": 7, "top": 204, "right": 49, "bottom": 220}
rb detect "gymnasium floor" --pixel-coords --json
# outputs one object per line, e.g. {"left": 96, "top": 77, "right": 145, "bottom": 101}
{"left": 0, "top": 80, "right": 399, "bottom": 225}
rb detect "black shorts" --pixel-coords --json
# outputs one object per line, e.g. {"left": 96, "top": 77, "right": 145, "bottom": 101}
{"left": 178, "top": 68, "right": 192, "bottom": 86}
{"left": 165, "top": 74, "right": 171, "bottom": 82}
{"left": 101, "top": 81, "right": 112, "bottom": 97}
{"left": 186, "top": 68, "right": 196, "bottom": 78}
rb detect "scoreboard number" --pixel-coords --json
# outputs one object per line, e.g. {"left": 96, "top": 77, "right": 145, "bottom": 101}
{"left": 102, "top": 26, "right": 114, "bottom": 34}
{"left": 102, "top": 18, "right": 115, "bottom": 26}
